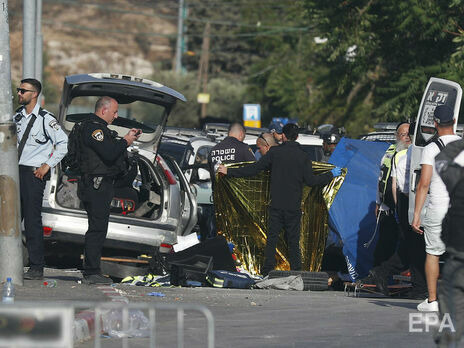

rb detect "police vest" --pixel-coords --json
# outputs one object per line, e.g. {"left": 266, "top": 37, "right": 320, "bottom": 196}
{"left": 80, "top": 122, "right": 126, "bottom": 177}
{"left": 378, "top": 143, "right": 397, "bottom": 210}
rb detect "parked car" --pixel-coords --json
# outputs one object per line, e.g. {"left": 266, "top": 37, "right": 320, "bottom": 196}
{"left": 159, "top": 128, "right": 217, "bottom": 238}
{"left": 40, "top": 73, "right": 198, "bottom": 261}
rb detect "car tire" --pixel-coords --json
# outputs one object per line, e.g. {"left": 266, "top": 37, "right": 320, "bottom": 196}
{"left": 268, "top": 270, "right": 329, "bottom": 291}
{"left": 100, "top": 258, "right": 149, "bottom": 280}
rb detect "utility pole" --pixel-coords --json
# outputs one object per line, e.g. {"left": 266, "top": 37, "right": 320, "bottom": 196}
{"left": 35, "top": 0, "right": 43, "bottom": 105}
{"left": 198, "top": 22, "right": 210, "bottom": 119}
{"left": 0, "top": 0, "right": 24, "bottom": 286}
{"left": 23, "top": 0, "right": 35, "bottom": 78}
{"left": 175, "top": 0, "right": 184, "bottom": 73}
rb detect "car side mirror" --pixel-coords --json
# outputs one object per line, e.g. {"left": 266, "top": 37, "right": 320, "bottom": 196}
{"left": 198, "top": 168, "right": 210, "bottom": 181}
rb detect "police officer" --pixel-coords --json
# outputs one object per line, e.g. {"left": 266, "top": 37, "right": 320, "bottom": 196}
{"left": 78, "top": 96, "right": 140, "bottom": 284}
{"left": 204, "top": 122, "right": 255, "bottom": 241}
{"left": 14, "top": 78, "right": 68, "bottom": 280}
{"left": 218, "top": 123, "right": 342, "bottom": 276}
{"left": 208, "top": 122, "right": 255, "bottom": 179}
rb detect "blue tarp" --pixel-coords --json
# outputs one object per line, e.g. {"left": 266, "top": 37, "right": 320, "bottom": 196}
{"left": 327, "top": 138, "right": 390, "bottom": 281}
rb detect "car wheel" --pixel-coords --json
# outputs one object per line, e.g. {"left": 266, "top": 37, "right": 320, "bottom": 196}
{"left": 268, "top": 270, "right": 329, "bottom": 291}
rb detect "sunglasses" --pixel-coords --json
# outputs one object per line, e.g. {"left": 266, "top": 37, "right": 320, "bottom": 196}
{"left": 259, "top": 133, "right": 269, "bottom": 146}
{"left": 16, "top": 88, "right": 36, "bottom": 94}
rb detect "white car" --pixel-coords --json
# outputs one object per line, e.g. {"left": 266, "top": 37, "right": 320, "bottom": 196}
{"left": 40, "top": 73, "right": 198, "bottom": 261}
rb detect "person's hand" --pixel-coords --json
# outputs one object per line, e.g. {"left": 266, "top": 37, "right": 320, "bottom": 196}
{"left": 331, "top": 166, "right": 342, "bottom": 177}
{"left": 217, "top": 164, "right": 227, "bottom": 175}
{"left": 124, "top": 128, "right": 141, "bottom": 146}
{"left": 411, "top": 215, "right": 423, "bottom": 234}
{"left": 33, "top": 164, "right": 50, "bottom": 180}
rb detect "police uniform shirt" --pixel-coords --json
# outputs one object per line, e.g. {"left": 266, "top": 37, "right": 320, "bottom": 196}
{"left": 80, "top": 113, "right": 128, "bottom": 175}
{"left": 13, "top": 103, "right": 68, "bottom": 167}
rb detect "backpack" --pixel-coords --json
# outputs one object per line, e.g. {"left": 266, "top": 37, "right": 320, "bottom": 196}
{"left": 61, "top": 122, "right": 84, "bottom": 175}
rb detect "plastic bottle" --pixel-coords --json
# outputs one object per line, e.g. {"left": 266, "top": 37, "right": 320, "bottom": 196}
{"left": 42, "top": 279, "right": 57, "bottom": 288}
{"left": 2, "top": 277, "right": 15, "bottom": 304}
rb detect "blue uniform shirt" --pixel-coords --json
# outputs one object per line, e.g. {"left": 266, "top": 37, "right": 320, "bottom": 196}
{"left": 13, "top": 103, "right": 68, "bottom": 167}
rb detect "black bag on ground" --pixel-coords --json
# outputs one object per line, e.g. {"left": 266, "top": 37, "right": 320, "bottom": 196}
{"left": 206, "top": 270, "right": 255, "bottom": 289}
{"left": 165, "top": 235, "right": 236, "bottom": 272}
{"left": 168, "top": 255, "right": 213, "bottom": 286}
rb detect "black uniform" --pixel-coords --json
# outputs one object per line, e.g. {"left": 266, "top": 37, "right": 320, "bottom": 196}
{"left": 204, "top": 136, "right": 255, "bottom": 241}
{"left": 208, "top": 136, "right": 255, "bottom": 175}
{"left": 78, "top": 114, "right": 128, "bottom": 276}
{"left": 227, "top": 141, "right": 333, "bottom": 274}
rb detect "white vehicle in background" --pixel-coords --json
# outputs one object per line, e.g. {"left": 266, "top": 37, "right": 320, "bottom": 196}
{"left": 408, "top": 77, "right": 462, "bottom": 223}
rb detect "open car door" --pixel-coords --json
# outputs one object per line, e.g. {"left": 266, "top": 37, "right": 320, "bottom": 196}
{"left": 408, "top": 77, "right": 462, "bottom": 223}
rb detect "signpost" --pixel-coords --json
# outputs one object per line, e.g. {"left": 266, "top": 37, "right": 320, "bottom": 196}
{"left": 243, "top": 104, "right": 261, "bottom": 128}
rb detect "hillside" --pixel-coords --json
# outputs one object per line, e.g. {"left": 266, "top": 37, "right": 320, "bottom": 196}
{"left": 9, "top": 0, "right": 178, "bottom": 94}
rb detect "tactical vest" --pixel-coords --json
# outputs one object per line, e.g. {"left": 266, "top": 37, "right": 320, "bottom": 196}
{"left": 80, "top": 122, "right": 126, "bottom": 177}
{"left": 378, "top": 143, "right": 397, "bottom": 210}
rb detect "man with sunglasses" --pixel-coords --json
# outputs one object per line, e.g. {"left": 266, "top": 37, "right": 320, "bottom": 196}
{"left": 13, "top": 78, "right": 68, "bottom": 280}
{"left": 218, "top": 123, "right": 342, "bottom": 276}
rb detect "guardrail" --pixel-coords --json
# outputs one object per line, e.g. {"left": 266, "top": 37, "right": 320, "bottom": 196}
{"left": 0, "top": 301, "right": 215, "bottom": 348}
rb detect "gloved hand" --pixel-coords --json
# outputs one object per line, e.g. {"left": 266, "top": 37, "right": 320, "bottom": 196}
{"left": 331, "top": 167, "right": 342, "bottom": 177}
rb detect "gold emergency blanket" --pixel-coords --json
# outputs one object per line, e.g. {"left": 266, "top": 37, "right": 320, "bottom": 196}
{"left": 214, "top": 162, "right": 346, "bottom": 275}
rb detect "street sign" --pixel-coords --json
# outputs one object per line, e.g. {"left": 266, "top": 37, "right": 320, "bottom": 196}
{"left": 243, "top": 104, "right": 261, "bottom": 128}
{"left": 197, "top": 93, "right": 210, "bottom": 104}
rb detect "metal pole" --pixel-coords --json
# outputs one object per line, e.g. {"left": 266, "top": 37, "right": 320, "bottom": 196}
{"left": 35, "top": 0, "right": 43, "bottom": 105}
{"left": 175, "top": 0, "right": 184, "bottom": 73}
{"left": 22, "top": 0, "right": 36, "bottom": 78}
{"left": 0, "top": 0, "right": 24, "bottom": 286}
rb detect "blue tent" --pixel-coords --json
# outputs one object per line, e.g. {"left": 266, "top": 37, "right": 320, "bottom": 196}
{"left": 327, "top": 138, "right": 390, "bottom": 280}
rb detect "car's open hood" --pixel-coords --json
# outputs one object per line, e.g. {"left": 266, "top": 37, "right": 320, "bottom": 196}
{"left": 58, "top": 73, "right": 186, "bottom": 147}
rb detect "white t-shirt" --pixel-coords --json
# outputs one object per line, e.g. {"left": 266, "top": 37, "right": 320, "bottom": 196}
{"left": 391, "top": 147, "right": 411, "bottom": 194}
{"left": 420, "top": 134, "right": 461, "bottom": 209}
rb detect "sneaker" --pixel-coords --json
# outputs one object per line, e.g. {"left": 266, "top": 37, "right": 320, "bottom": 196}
{"left": 24, "top": 268, "right": 43, "bottom": 280}
{"left": 417, "top": 298, "right": 439, "bottom": 312}
{"left": 82, "top": 274, "right": 113, "bottom": 285}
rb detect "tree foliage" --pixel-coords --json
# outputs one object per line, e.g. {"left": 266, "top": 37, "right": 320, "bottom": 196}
{"left": 244, "top": 0, "right": 464, "bottom": 135}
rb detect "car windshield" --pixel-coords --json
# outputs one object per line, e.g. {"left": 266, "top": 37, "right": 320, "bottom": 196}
{"left": 67, "top": 96, "right": 166, "bottom": 130}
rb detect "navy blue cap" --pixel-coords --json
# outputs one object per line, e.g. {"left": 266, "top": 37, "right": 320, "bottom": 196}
{"left": 269, "top": 122, "right": 284, "bottom": 134}
{"left": 434, "top": 105, "right": 455, "bottom": 125}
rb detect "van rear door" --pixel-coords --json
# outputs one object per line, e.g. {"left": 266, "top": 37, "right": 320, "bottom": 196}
{"left": 408, "top": 77, "right": 462, "bottom": 223}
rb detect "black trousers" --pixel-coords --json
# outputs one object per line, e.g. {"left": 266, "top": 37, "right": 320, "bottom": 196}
{"left": 435, "top": 254, "right": 464, "bottom": 347}
{"left": 262, "top": 208, "right": 302, "bottom": 274}
{"left": 373, "top": 210, "right": 399, "bottom": 267}
{"left": 375, "top": 193, "right": 427, "bottom": 292}
{"left": 19, "top": 167, "right": 46, "bottom": 271}
{"left": 78, "top": 176, "right": 114, "bottom": 276}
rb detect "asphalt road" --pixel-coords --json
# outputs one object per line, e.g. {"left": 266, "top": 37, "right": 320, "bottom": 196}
{"left": 5, "top": 267, "right": 440, "bottom": 348}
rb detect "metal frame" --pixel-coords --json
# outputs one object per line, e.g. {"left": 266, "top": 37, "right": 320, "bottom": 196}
{"left": 0, "top": 301, "right": 215, "bottom": 348}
